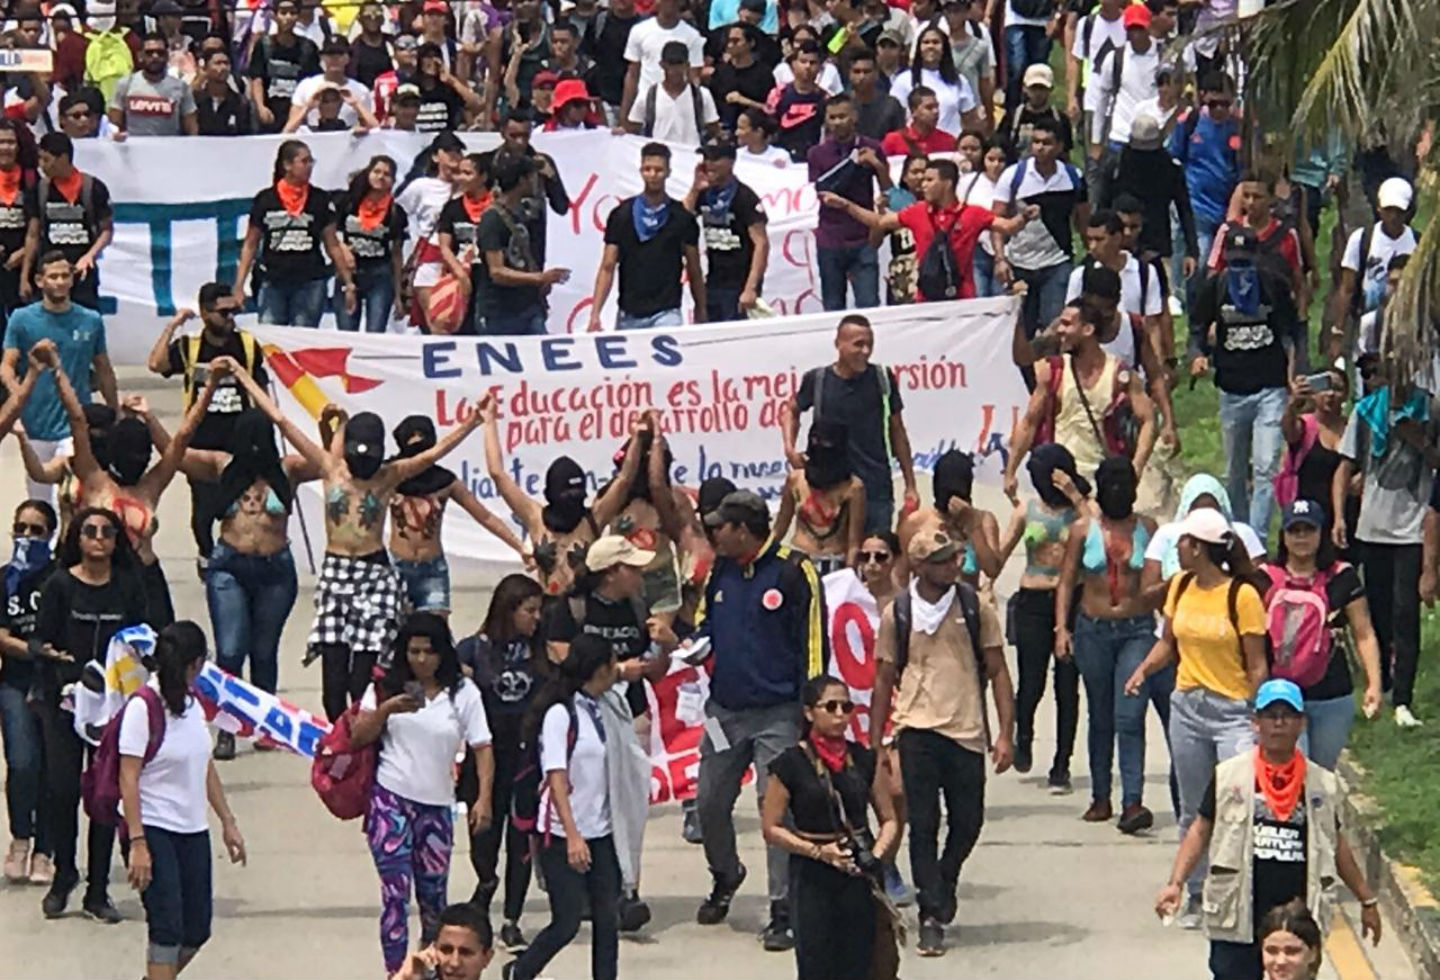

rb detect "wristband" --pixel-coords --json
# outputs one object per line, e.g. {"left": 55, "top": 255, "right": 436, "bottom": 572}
{"left": 1361, "top": 897, "right": 1379, "bottom": 908}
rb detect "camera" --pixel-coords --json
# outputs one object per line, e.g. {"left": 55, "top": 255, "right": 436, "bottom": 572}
{"left": 845, "top": 831, "right": 884, "bottom": 884}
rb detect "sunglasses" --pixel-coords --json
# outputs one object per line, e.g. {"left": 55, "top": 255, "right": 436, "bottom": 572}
{"left": 1205, "top": 99, "right": 1233, "bottom": 109}
{"left": 817, "top": 699, "right": 855, "bottom": 715}
{"left": 81, "top": 523, "right": 119, "bottom": 540}
{"left": 858, "top": 550, "right": 891, "bottom": 564}
{"left": 13, "top": 521, "right": 48, "bottom": 537}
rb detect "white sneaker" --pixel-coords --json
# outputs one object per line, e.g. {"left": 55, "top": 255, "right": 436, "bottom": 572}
{"left": 1168, "top": 295, "right": 1184, "bottom": 317}
{"left": 1395, "top": 706, "right": 1424, "bottom": 728}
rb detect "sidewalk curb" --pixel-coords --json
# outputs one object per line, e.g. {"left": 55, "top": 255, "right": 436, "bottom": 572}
{"left": 1336, "top": 752, "right": 1440, "bottom": 979}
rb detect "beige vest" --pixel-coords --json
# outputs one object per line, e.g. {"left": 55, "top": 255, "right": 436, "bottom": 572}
{"left": 1054, "top": 353, "right": 1120, "bottom": 478}
{"left": 1203, "top": 752, "right": 1341, "bottom": 944}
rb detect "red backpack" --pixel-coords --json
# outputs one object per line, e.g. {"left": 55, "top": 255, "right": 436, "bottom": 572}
{"left": 1273, "top": 415, "right": 1319, "bottom": 512}
{"left": 310, "top": 702, "right": 377, "bottom": 821}
{"left": 1262, "top": 564, "right": 1337, "bottom": 688}
{"left": 82, "top": 686, "right": 166, "bottom": 825}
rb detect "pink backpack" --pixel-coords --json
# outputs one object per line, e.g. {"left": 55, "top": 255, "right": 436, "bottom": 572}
{"left": 1262, "top": 564, "right": 1336, "bottom": 688}
{"left": 82, "top": 686, "right": 166, "bottom": 825}
{"left": 1273, "top": 415, "right": 1319, "bottom": 511}
{"left": 310, "top": 702, "right": 376, "bottom": 820}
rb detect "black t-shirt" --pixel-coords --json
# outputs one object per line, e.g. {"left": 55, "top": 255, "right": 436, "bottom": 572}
{"left": 1267, "top": 562, "right": 1365, "bottom": 702}
{"left": 543, "top": 591, "right": 650, "bottom": 715}
{"left": 163, "top": 331, "right": 271, "bottom": 450}
{"left": 196, "top": 87, "right": 254, "bottom": 136}
{"left": 31, "top": 176, "right": 113, "bottom": 267}
{"left": 771, "top": 85, "right": 827, "bottom": 163}
{"left": 0, "top": 561, "right": 53, "bottom": 691}
{"left": 247, "top": 184, "right": 334, "bottom": 283}
{"left": 602, "top": 196, "right": 700, "bottom": 317}
{"left": 854, "top": 93, "right": 906, "bottom": 142}
{"left": 349, "top": 36, "right": 394, "bottom": 89}
{"left": 415, "top": 79, "right": 464, "bottom": 133}
{"left": 435, "top": 197, "right": 484, "bottom": 265}
{"left": 0, "top": 176, "right": 36, "bottom": 267}
{"left": 591, "top": 11, "right": 640, "bottom": 106}
{"left": 476, "top": 204, "right": 541, "bottom": 317}
{"left": 1208, "top": 310, "right": 1291, "bottom": 395}
{"left": 337, "top": 196, "right": 409, "bottom": 273}
{"left": 698, "top": 180, "right": 766, "bottom": 290}
{"left": 708, "top": 59, "right": 775, "bottom": 131}
{"left": 457, "top": 633, "right": 540, "bottom": 747}
{"left": 796, "top": 364, "right": 905, "bottom": 503}
{"left": 246, "top": 34, "right": 321, "bottom": 130}
{"left": 33, "top": 567, "right": 147, "bottom": 694}
{"left": 768, "top": 742, "right": 875, "bottom": 835}
{"left": 1198, "top": 774, "right": 1312, "bottom": 933}
{"left": 703, "top": 28, "right": 781, "bottom": 72}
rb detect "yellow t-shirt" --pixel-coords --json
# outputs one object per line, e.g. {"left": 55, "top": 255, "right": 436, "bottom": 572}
{"left": 1164, "top": 575, "right": 1266, "bottom": 702}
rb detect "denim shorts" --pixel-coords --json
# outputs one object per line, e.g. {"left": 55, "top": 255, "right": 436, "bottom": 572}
{"left": 394, "top": 555, "right": 451, "bottom": 612}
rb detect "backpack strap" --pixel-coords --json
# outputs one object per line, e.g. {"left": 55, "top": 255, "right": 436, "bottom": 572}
{"left": 892, "top": 589, "right": 911, "bottom": 680}
{"left": 954, "top": 581, "right": 991, "bottom": 748}
{"left": 181, "top": 332, "right": 202, "bottom": 409}
{"left": 137, "top": 686, "right": 167, "bottom": 764}
{"left": 1350, "top": 223, "right": 1374, "bottom": 317}
{"left": 567, "top": 595, "right": 587, "bottom": 629}
{"left": 689, "top": 83, "right": 705, "bottom": 139}
{"left": 643, "top": 84, "right": 659, "bottom": 138}
{"left": 1098, "top": 44, "right": 1125, "bottom": 145}
{"left": 875, "top": 363, "right": 893, "bottom": 459}
{"left": 239, "top": 331, "right": 257, "bottom": 372}
{"left": 80, "top": 173, "right": 94, "bottom": 216}
{"left": 1226, "top": 576, "right": 1247, "bottom": 662}
{"left": 1008, "top": 158, "right": 1028, "bottom": 202}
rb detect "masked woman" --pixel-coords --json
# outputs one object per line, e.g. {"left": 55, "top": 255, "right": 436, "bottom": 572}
{"left": 387, "top": 414, "right": 528, "bottom": 616}
{"left": 897, "top": 450, "right": 1002, "bottom": 587}
{"left": 774, "top": 420, "right": 866, "bottom": 575}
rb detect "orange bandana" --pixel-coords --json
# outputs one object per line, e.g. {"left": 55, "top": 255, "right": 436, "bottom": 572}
{"left": 461, "top": 190, "right": 491, "bottom": 223}
{"left": 1255, "top": 746, "right": 1306, "bottom": 823}
{"left": 0, "top": 166, "right": 21, "bottom": 206}
{"left": 51, "top": 168, "right": 83, "bottom": 204}
{"left": 356, "top": 192, "right": 393, "bottom": 231}
{"left": 274, "top": 179, "right": 309, "bottom": 217}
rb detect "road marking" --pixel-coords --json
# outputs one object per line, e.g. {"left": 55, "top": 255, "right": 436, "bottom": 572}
{"left": 1327, "top": 909, "right": 1377, "bottom": 980}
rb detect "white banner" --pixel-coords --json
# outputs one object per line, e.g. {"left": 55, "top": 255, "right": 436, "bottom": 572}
{"left": 72, "top": 130, "right": 828, "bottom": 365}
{"left": 247, "top": 296, "right": 1027, "bottom": 564}
{"left": 825, "top": 568, "right": 882, "bottom": 744}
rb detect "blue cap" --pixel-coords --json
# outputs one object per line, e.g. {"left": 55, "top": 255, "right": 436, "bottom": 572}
{"left": 1254, "top": 679, "right": 1304, "bottom": 713}
{"left": 1282, "top": 499, "right": 1324, "bottom": 531}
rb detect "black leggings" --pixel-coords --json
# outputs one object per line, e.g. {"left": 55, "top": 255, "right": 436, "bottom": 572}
{"left": 1361, "top": 542, "right": 1423, "bottom": 708}
{"left": 316, "top": 643, "right": 377, "bottom": 722}
{"left": 1011, "top": 588, "right": 1080, "bottom": 774}
{"left": 512, "top": 834, "right": 621, "bottom": 980}
{"left": 791, "top": 854, "right": 876, "bottom": 980}
{"left": 462, "top": 737, "right": 532, "bottom": 921}
{"left": 37, "top": 697, "right": 115, "bottom": 898}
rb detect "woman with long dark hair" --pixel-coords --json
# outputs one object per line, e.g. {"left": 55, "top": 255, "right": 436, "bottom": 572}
{"left": 774, "top": 420, "right": 866, "bottom": 575}
{"left": 350, "top": 613, "right": 495, "bottom": 977}
{"left": 435, "top": 152, "right": 493, "bottom": 334}
{"left": 334, "top": 155, "right": 409, "bottom": 334}
{"left": 118, "top": 621, "right": 246, "bottom": 980}
{"left": 888, "top": 27, "right": 980, "bottom": 136}
{"left": 761, "top": 674, "right": 901, "bottom": 980}
{"left": 509, "top": 634, "right": 623, "bottom": 980}
{"left": 33, "top": 506, "right": 146, "bottom": 922}
{"left": 881, "top": 153, "right": 929, "bottom": 306}
{"left": 457, "top": 573, "right": 546, "bottom": 951}
{"left": 398, "top": 131, "right": 466, "bottom": 331}
{"left": 232, "top": 139, "right": 356, "bottom": 327}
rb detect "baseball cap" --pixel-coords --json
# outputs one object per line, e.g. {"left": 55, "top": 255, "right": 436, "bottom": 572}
{"left": 1377, "top": 176, "right": 1413, "bottom": 211}
{"left": 393, "top": 82, "right": 422, "bottom": 103}
{"left": 585, "top": 534, "right": 655, "bottom": 572}
{"left": 907, "top": 529, "right": 959, "bottom": 565}
{"left": 150, "top": 0, "right": 183, "bottom": 15}
{"left": 393, "top": 34, "right": 419, "bottom": 51}
{"left": 1173, "top": 507, "right": 1232, "bottom": 546}
{"left": 1254, "top": 679, "right": 1304, "bottom": 714}
{"left": 321, "top": 35, "right": 351, "bottom": 56}
{"left": 553, "top": 78, "right": 591, "bottom": 109}
{"left": 876, "top": 27, "right": 905, "bottom": 47}
{"left": 532, "top": 69, "right": 559, "bottom": 89}
{"left": 703, "top": 489, "right": 769, "bottom": 528}
{"left": 1022, "top": 63, "right": 1053, "bottom": 89}
{"left": 661, "top": 40, "right": 690, "bottom": 64}
{"left": 422, "top": 0, "right": 448, "bottom": 13}
{"left": 1122, "top": 3, "right": 1151, "bottom": 29}
{"left": 1282, "top": 499, "right": 1324, "bottom": 531}
{"left": 1129, "top": 113, "right": 1163, "bottom": 150}
{"left": 698, "top": 477, "right": 737, "bottom": 517}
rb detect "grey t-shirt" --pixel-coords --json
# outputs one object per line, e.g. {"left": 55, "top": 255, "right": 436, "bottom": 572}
{"left": 110, "top": 72, "right": 196, "bottom": 136}
{"left": 1340, "top": 404, "right": 1436, "bottom": 545}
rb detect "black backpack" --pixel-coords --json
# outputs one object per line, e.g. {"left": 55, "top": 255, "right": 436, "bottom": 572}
{"left": 510, "top": 698, "right": 578, "bottom": 837}
{"left": 915, "top": 214, "right": 963, "bottom": 302}
{"left": 892, "top": 582, "right": 991, "bottom": 745}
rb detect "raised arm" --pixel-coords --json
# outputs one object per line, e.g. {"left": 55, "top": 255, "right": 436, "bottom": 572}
{"left": 482, "top": 395, "right": 543, "bottom": 527}
{"left": 146, "top": 309, "right": 195, "bottom": 376}
{"left": 592, "top": 412, "right": 651, "bottom": 527}
{"left": 386, "top": 399, "right": 485, "bottom": 484}
{"left": 139, "top": 368, "right": 223, "bottom": 498}
{"left": 230, "top": 361, "right": 333, "bottom": 474}
{"left": 1003, "top": 361, "right": 1053, "bottom": 500}
{"left": 647, "top": 430, "right": 687, "bottom": 542}
{"left": 449, "top": 480, "right": 528, "bottom": 561}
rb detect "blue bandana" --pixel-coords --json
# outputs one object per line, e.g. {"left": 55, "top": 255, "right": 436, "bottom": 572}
{"left": 5, "top": 536, "right": 50, "bottom": 598}
{"left": 631, "top": 194, "right": 670, "bottom": 243}
{"left": 699, "top": 179, "right": 739, "bottom": 228}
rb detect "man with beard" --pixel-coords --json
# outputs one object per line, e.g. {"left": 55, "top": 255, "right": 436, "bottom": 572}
{"left": 481, "top": 399, "right": 646, "bottom": 599}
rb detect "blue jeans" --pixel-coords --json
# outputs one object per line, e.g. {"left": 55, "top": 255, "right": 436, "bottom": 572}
{"left": 616, "top": 307, "right": 683, "bottom": 331}
{"left": 0, "top": 682, "right": 46, "bottom": 847}
{"left": 335, "top": 267, "right": 395, "bottom": 334}
{"left": 1169, "top": 687, "right": 1255, "bottom": 897}
{"left": 817, "top": 243, "right": 880, "bottom": 311}
{"left": 483, "top": 305, "right": 547, "bottom": 336}
{"left": 257, "top": 277, "right": 328, "bottom": 328}
{"left": 1302, "top": 693, "right": 1355, "bottom": 770}
{"left": 139, "top": 826, "right": 213, "bottom": 964}
{"left": 863, "top": 494, "right": 894, "bottom": 536}
{"left": 205, "top": 543, "right": 298, "bottom": 694}
{"left": 972, "top": 249, "right": 1001, "bottom": 298}
{"left": 1004, "top": 24, "right": 1052, "bottom": 110}
{"left": 706, "top": 285, "right": 743, "bottom": 323}
{"left": 1017, "top": 260, "right": 1073, "bottom": 337}
{"left": 1072, "top": 613, "right": 1171, "bottom": 808}
{"left": 1218, "top": 386, "right": 1287, "bottom": 539}
{"left": 395, "top": 554, "right": 452, "bottom": 612}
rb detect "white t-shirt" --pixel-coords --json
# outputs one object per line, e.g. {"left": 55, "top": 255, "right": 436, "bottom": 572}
{"left": 118, "top": 684, "right": 213, "bottom": 834}
{"left": 772, "top": 59, "right": 844, "bottom": 96}
{"left": 739, "top": 144, "right": 792, "bottom": 168}
{"left": 363, "top": 679, "right": 492, "bottom": 807}
{"left": 889, "top": 67, "right": 976, "bottom": 136}
{"left": 1091, "top": 41, "right": 1160, "bottom": 145}
{"left": 961, "top": 171, "right": 999, "bottom": 254}
{"left": 1067, "top": 255, "right": 1162, "bottom": 367}
{"left": 1342, "top": 223, "right": 1417, "bottom": 314}
{"left": 540, "top": 696, "right": 610, "bottom": 839}
{"left": 624, "top": 18, "right": 705, "bottom": 92}
{"left": 290, "top": 75, "right": 372, "bottom": 127}
{"left": 993, "top": 158, "right": 1084, "bottom": 270}
{"left": 1131, "top": 95, "right": 1178, "bottom": 134}
{"left": 397, "top": 176, "right": 455, "bottom": 240}
{"left": 628, "top": 81, "right": 719, "bottom": 144}
{"left": 1069, "top": 10, "right": 1126, "bottom": 113}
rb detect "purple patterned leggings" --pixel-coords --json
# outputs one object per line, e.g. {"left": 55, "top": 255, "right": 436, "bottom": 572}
{"left": 365, "top": 783, "right": 455, "bottom": 975}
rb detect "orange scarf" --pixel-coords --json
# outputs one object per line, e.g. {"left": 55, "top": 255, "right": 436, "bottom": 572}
{"left": 461, "top": 190, "right": 491, "bottom": 223}
{"left": 1255, "top": 746, "right": 1306, "bottom": 823}
{"left": 51, "top": 168, "right": 84, "bottom": 204}
{"left": 0, "top": 166, "right": 21, "bottom": 207}
{"left": 274, "top": 179, "right": 309, "bottom": 217}
{"left": 356, "top": 192, "right": 393, "bottom": 231}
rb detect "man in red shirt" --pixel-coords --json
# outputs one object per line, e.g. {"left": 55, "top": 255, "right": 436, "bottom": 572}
{"left": 880, "top": 86, "right": 956, "bottom": 156}
{"left": 1205, "top": 172, "right": 1303, "bottom": 303}
{"left": 822, "top": 158, "right": 1034, "bottom": 301}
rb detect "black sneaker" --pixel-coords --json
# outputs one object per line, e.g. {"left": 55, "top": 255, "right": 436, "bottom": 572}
{"left": 213, "top": 731, "right": 236, "bottom": 761}
{"left": 1117, "top": 804, "right": 1154, "bottom": 835}
{"left": 939, "top": 889, "right": 958, "bottom": 925}
{"left": 1013, "top": 741, "right": 1033, "bottom": 774}
{"left": 41, "top": 876, "right": 76, "bottom": 919}
{"left": 918, "top": 918, "right": 945, "bottom": 957}
{"left": 82, "top": 895, "right": 123, "bottom": 924}
{"left": 696, "top": 863, "right": 746, "bottom": 925}
{"left": 618, "top": 892, "right": 651, "bottom": 932}
{"left": 500, "top": 961, "right": 516, "bottom": 980}
{"left": 499, "top": 921, "right": 526, "bottom": 952}
{"left": 681, "top": 803, "right": 703, "bottom": 845}
{"left": 1046, "top": 767, "right": 1073, "bottom": 795}
{"left": 761, "top": 905, "right": 794, "bottom": 952}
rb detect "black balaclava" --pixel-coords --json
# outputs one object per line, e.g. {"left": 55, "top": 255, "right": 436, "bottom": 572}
{"left": 1095, "top": 457, "right": 1137, "bottom": 520}
{"left": 393, "top": 415, "right": 456, "bottom": 497}
{"left": 542, "top": 456, "right": 589, "bottom": 533}
{"left": 1027, "top": 443, "right": 1090, "bottom": 510}
{"left": 804, "top": 419, "right": 852, "bottom": 489}
{"left": 932, "top": 450, "right": 975, "bottom": 512}
{"left": 344, "top": 411, "right": 386, "bottom": 481}
{"left": 106, "top": 417, "right": 152, "bottom": 486}
{"left": 84, "top": 403, "right": 117, "bottom": 472}
{"left": 213, "top": 409, "right": 292, "bottom": 523}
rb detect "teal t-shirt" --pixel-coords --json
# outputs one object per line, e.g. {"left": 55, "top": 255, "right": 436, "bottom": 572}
{"left": 3, "top": 301, "right": 107, "bottom": 441}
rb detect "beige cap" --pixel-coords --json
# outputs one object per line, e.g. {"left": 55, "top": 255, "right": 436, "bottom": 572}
{"left": 585, "top": 534, "right": 655, "bottom": 572}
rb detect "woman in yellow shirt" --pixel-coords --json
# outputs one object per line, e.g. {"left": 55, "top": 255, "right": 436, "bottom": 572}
{"left": 1124, "top": 507, "right": 1268, "bottom": 929}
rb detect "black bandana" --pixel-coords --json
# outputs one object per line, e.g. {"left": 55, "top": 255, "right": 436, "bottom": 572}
{"left": 392, "top": 415, "right": 456, "bottom": 497}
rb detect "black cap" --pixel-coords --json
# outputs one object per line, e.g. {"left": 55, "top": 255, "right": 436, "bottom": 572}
{"left": 703, "top": 489, "right": 768, "bottom": 528}
{"left": 739, "top": 0, "right": 767, "bottom": 12}
{"left": 344, "top": 412, "right": 385, "bottom": 465}
{"left": 698, "top": 477, "right": 737, "bottom": 516}
{"left": 321, "top": 35, "right": 351, "bottom": 56}
{"left": 660, "top": 40, "right": 690, "bottom": 64}
{"left": 150, "top": 0, "right": 183, "bottom": 15}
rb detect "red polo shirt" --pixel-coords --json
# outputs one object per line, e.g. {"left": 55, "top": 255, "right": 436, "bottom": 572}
{"left": 880, "top": 124, "right": 958, "bottom": 157}
{"left": 897, "top": 200, "right": 994, "bottom": 300}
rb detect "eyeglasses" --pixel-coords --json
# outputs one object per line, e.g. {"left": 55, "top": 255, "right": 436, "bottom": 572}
{"left": 1204, "top": 99, "right": 1233, "bottom": 109}
{"left": 13, "top": 521, "right": 48, "bottom": 537}
{"left": 81, "top": 523, "right": 118, "bottom": 540}
{"left": 858, "top": 550, "right": 891, "bottom": 564}
{"left": 818, "top": 699, "right": 855, "bottom": 715}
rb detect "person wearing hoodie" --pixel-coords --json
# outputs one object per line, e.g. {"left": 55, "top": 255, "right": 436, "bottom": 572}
{"left": 386, "top": 415, "right": 528, "bottom": 617}
{"left": 1109, "top": 113, "right": 1198, "bottom": 286}
{"left": 897, "top": 450, "right": 1002, "bottom": 588}
{"left": 1141, "top": 474, "right": 1267, "bottom": 605}
{"left": 773, "top": 420, "right": 866, "bottom": 575}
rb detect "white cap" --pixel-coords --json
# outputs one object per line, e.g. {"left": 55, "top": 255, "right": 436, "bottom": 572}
{"left": 584, "top": 534, "right": 655, "bottom": 572}
{"left": 1174, "top": 507, "right": 1233, "bottom": 545}
{"left": 1377, "top": 177, "right": 1413, "bottom": 212}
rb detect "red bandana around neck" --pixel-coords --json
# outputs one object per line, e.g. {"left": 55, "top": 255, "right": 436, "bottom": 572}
{"left": 809, "top": 733, "right": 848, "bottom": 774}
{"left": 274, "top": 179, "right": 309, "bottom": 217}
